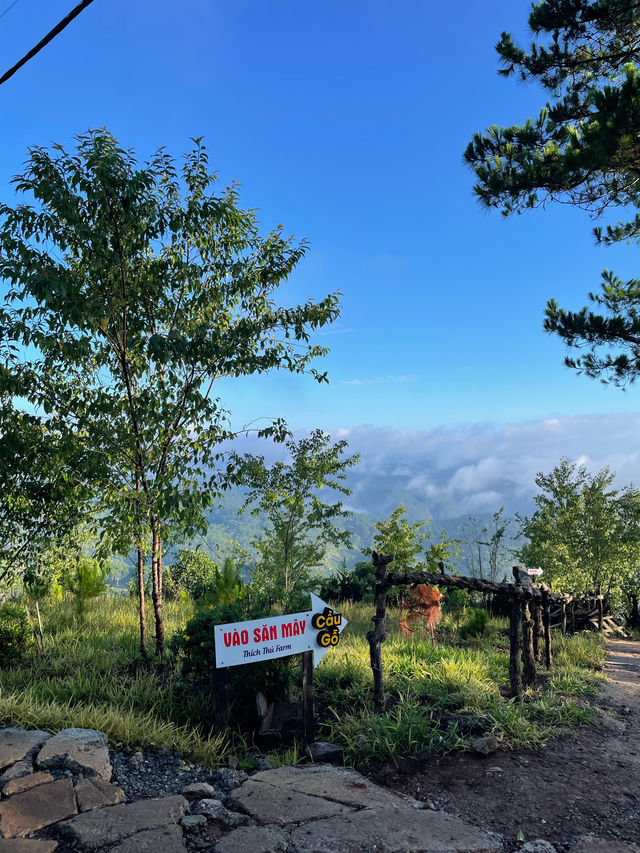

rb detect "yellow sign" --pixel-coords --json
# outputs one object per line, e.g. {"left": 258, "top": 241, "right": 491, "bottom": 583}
{"left": 312, "top": 606, "right": 343, "bottom": 648}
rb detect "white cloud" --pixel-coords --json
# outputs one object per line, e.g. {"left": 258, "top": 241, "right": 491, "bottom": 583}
{"left": 223, "top": 412, "right": 640, "bottom": 520}
{"left": 334, "top": 413, "right": 640, "bottom": 518}
{"left": 340, "top": 375, "right": 419, "bottom": 386}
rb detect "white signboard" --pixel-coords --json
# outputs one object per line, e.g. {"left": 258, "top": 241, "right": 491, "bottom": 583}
{"left": 527, "top": 567, "right": 544, "bottom": 576}
{"left": 214, "top": 593, "right": 347, "bottom": 669}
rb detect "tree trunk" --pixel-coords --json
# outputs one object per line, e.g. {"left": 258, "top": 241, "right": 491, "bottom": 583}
{"left": 630, "top": 594, "right": 640, "bottom": 629}
{"left": 137, "top": 547, "right": 147, "bottom": 659}
{"left": 151, "top": 522, "right": 165, "bottom": 658}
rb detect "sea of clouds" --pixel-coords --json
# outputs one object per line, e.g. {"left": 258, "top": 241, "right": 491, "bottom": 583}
{"left": 229, "top": 412, "right": 640, "bottom": 520}
{"left": 335, "top": 413, "right": 640, "bottom": 519}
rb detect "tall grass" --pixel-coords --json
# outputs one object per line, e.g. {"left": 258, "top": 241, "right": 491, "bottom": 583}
{"left": 0, "top": 595, "right": 606, "bottom": 768}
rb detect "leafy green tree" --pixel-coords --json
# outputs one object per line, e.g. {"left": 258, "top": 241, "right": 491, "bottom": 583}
{"left": 236, "top": 430, "right": 359, "bottom": 607}
{"left": 518, "top": 458, "right": 640, "bottom": 608}
{"left": 465, "top": 1, "right": 640, "bottom": 384}
{"left": 354, "top": 506, "right": 461, "bottom": 603}
{"left": 0, "top": 130, "right": 341, "bottom": 655}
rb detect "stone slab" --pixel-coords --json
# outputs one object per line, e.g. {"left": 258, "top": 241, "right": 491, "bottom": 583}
{"left": 74, "top": 778, "right": 125, "bottom": 812}
{"left": 2, "top": 772, "right": 54, "bottom": 797}
{"left": 0, "top": 765, "right": 31, "bottom": 788}
{"left": 58, "top": 795, "right": 188, "bottom": 850}
{"left": 571, "top": 838, "right": 640, "bottom": 853}
{"left": 36, "top": 728, "right": 111, "bottom": 781}
{"left": 0, "top": 841, "right": 58, "bottom": 852}
{"left": 0, "top": 779, "right": 76, "bottom": 838}
{"left": 248, "top": 765, "right": 413, "bottom": 809}
{"left": 229, "top": 778, "right": 351, "bottom": 826}
{"left": 287, "top": 805, "right": 502, "bottom": 853}
{"left": 109, "top": 824, "right": 187, "bottom": 853}
{"left": 216, "top": 825, "right": 289, "bottom": 853}
{"left": 0, "top": 731, "right": 50, "bottom": 773}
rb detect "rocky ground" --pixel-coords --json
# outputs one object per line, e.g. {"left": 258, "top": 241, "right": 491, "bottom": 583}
{"left": 0, "top": 724, "right": 500, "bottom": 852}
{"left": 370, "top": 639, "right": 640, "bottom": 853}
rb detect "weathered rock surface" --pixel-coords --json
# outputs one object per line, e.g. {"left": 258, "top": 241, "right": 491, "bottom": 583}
{"left": 521, "top": 841, "right": 558, "bottom": 853}
{"left": 108, "top": 824, "right": 188, "bottom": 853}
{"left": 58, "top": 794, "right": 188, "bottom": 849}
{"left": 36, "top": 728, "right": 111, "bottom": 781}
{"left": 571, "top": 837, "right": 640, "bottom": 853}
{"left": 0, "top": 840, "right": 58, "bottom": 852}
{"left": 2, "top": 772, "right": 53, "bottom": 797}
{"left": 0, "top": 730, "right": 50, "bottom": 772}
{"left": 0, "top": 764, "right": 31, "bottom": 788}
{"left": 471, "top": 735, "right": 500, "bottom": 756}
{"left": 216, "top": 825, "right": 289, "bottom": 853}
{"left": 191, "top": 798, "right": 251, "bottom": 827}
{"left": 74, "top": 778, "right": 125, "bottom": 812}
{"left": 244, "top": 764, "right": 415, "bottom": 809}
{"left": 288, "top": 806, "right": 502, "bottom": 853}
{"left": 0, "top": 779, "right": 76, "bottom": 837}
{"left": 306, "top": 740, "right": 344, "bottom": 764}
{"left": 180, "top": 782, "right": 216, "bottom": 802}
{"left": 229, "top": 776, "right": 352, "bottom": 826}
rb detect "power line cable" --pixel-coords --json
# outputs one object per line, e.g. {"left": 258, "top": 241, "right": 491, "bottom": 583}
{"left": 0, "top": 0, "right": 96, "bottom": 87}
{"left": 0, "top": 0, "right": 20, "bottom": 21}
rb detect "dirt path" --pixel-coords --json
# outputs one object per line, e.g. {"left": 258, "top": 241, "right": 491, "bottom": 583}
{"left": 369, "top": 639, "right": 640, "bottom": 853}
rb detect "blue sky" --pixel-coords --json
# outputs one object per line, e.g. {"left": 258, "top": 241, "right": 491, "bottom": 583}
{"left": 1, "top": 0, "right": 639, "bottom": 509}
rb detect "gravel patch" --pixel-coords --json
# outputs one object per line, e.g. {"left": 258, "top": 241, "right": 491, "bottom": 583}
{"left": 110, "top": 747, "right": 247, "bottom": 804}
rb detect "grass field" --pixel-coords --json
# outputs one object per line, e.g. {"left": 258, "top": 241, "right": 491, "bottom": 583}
{"left": 0, "top": 595, "right": 607, "bottom": 768}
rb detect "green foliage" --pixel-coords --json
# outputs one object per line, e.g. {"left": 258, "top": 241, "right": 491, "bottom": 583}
{"left": 518, "top": 458, "right": 640, "bottom": 607}
{"left": 316, "top": 560, "right": 374, "bottom": 604}
{"left": 458, "top": 608, "right": 491, "bottom": 640}
{"left": 0, "top": 404, "right": 89, "bottom": 586}
{"left": 466, "top": 1, "right": 640, "bottom": 385}
{"left": 236, "top": 430, "right": 359, "bottom": 606}
{"left": 197, "top": 557, "right": 242, "bottom": 607}
{"left": 170, "top": 550, "right": 221, "bottom": 600}
{"left": 442, "top": 588, "right": 471, "bottom": 629}
{"left": 0, "top": 604, "right": 31, "bottom": 665}
{"left": 63, "top": 556, "right": 108, "bottom": 614}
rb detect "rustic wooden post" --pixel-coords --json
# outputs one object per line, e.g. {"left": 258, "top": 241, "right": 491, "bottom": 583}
{"left": 302, "top": 650, "right": 315, "bottom": 743}
{"left": 597, "top": 584, "right": 604, "bottom": 632}
{"left": 522, "top": 600, "right": 537, "bottom": 686}
{"left": 542, "top": 590, "right": 552, "bottom": 669}
{"left": 509, "top": 598, "right": 523, "bottom": 700}
{"left": 367, "top": 552, "right": 392, "bottom": 713}
{"left": 569, "top": 599, "right": 576, "bottom": 634}
{"left": 532, "top": 600, "right": 543, "bottom": 663}
{"left": 214, "top": 666, "right": 229, "bottom": 732}
{"left": 560, "top": 600, "right": 567, "bottom": 635}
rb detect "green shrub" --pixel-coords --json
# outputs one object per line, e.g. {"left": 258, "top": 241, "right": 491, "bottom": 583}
{"left": 0, "top": 604, "right": 32, "bottom": 665}
{"left": 170, "top": 550, "right": 221, "bottom": 600}
{"left": 459, "top": 607, "right": 491, "bottom": 639}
